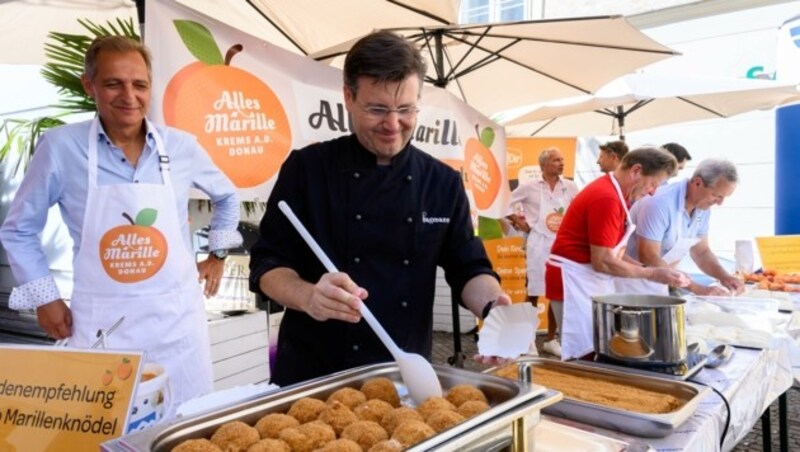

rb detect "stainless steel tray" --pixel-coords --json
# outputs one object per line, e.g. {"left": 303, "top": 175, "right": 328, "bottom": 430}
{"left": 104, "top": 362, "right": 559, "bottom": 451}
{"left": 486, "top": 358, "right": 710, "bottom": 438}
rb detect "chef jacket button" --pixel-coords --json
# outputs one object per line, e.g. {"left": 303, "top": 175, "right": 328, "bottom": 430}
{"left": 353, "top": 257, "right": 361, "bottom": 264}
{"left": 406, "top": 175, "right": 413, "bottom": 181}
{"left": 402, "top": 259, "right": 410, "bottom": 266}
{"left": 352, "top": 345, "right": 359, "bottom": 351}
{"left": 401, "top": 301, "right": 408, "bottom": 308}
{"left": 355, "top": 214, "right": 362, "bottom": 221}
{"left": 406, "top": 217, "right": 413, "bottom": 223}
{"left": 353, "top": 172, "right": 361, "bottom": 179}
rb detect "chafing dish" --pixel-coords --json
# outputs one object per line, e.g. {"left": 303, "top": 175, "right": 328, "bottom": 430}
{"left": 487, "top": 358, "right": 709, "bottom": 438}
{"left": 103, "top": 362, "right": 562, "bottom": 451}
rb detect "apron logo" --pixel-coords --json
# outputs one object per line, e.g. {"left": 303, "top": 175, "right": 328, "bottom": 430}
{"left": 99, "top": 208, "right": 168, "bottom": 283}
{"left": 545, "top": 207, "right": 565, "bottom": 233}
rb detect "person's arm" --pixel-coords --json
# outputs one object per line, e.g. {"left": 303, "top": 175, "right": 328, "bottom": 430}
{"left": 460, "top": 273, "right": 511, "bottom": 318}
{"left": 690, "top": 237, "right": 744, "bottom": 294}
{"left": 258, "top": 268, "right": 364, "bottom": 323}
{"left": 638, "top": 237, "right": 669, "bottom": 267}
{"left": 0, "top": 132, "right": 71, "bottom": 337}
{"left": 590, "top": 245, "right": 689, "bottom": 287}
{"left": 188, "top": 136, "right": 243, "bottom": 296}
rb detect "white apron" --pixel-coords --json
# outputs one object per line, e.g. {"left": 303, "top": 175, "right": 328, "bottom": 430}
{"left": 547, "top": 174, "right": 636, "bottom": 360}
{"left": 526, "top": 181, "right": 568, "bottom": 295}
{"left": 69, "top": 119, "right": 213, "bottom": 410}
{"left": 614, "top": 209, "right": 699, "bottom": 295}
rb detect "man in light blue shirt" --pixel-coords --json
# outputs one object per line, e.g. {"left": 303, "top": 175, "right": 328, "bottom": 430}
{"left": 0, "top": 36, "right": 242, "bottom": 406}
{"left": 624, "top": 159, "right": 743, "bottom": 295}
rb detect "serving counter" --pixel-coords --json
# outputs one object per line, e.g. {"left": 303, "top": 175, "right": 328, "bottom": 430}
{"left": 511, "top": 346, "right": 792, "bottom": 451}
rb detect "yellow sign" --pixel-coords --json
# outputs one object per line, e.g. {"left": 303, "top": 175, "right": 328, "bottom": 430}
{"left": 0, "top": 346, "right": 142, "bottom": 451}
{"left": 506, "top": 137, "right": 577, "bottom": 181}
{"left": 483, "top": 237, "right": 527, "bottom": 304}
{"left": 756, "top": 235, "right": 800, "bottom": 273}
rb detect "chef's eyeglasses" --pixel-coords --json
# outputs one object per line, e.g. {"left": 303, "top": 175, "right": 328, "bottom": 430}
{"left": 360, "top": 104, "right": 419, "bottom": 120}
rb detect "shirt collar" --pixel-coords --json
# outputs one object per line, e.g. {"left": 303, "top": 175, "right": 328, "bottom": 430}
{"left": 95, "top": 117, "right": 157, "bottom": 149}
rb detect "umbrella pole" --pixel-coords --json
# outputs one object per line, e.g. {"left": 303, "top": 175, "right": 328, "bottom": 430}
{"left": 447, "top": 289, "right": 466, "bottom": 368}
{"left": 617, "top": 106, "right": 626, "bottom": 141}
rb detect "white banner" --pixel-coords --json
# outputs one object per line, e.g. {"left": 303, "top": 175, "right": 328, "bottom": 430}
{"left": 145, "top": 0, "right": 507, "bottom": 218}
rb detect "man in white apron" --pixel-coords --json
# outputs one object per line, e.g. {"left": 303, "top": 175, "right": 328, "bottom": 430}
{"left": 506, "top": 148, "right": 578, "bottom": 356}
{"left": 0, "top": 37, "right": 242, "bottom": 410}
{"left": 544, "top": 148, "right": 691, "bottom": 360}
{"left": 617, "top": 159, "right": 743, "bottom": 296}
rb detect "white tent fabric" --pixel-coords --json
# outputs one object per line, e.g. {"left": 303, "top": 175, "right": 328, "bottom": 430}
{"left": 502, "top": 73, "right": 800, "bottom": 137}
{"left": 0, "top": 0, "right": 138, "bottom": 65}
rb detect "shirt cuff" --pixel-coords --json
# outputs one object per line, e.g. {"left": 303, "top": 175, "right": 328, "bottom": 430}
{"left": 9, "top": 275, "right": 61, "bottom": 310}
{"left": 208, "top": 229, "right": 244, "bottom": 252}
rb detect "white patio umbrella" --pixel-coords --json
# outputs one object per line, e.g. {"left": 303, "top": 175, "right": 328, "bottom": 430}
{"left": 501, "top": 73, "right": 800, "bottom": 139}
{"left": 310, "top": 16, "right": 678, "bottom": 117}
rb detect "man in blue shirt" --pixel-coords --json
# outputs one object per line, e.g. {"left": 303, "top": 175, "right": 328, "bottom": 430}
{"left": 0, "top": 36, "right": 242, "bottom": 406}
{"left": 249, "top": 31, "right": 510, "bottom": 386}
{"left": 621, "top": 159, "right": 744, "bottom": 295}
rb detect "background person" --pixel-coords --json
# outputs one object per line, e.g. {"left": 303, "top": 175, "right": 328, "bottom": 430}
{"left": 662, "top": 142, "right": 692, "bottom": 177}
{"left": 0, "top": 36, "right": 242, "bottom": 408}
{"left": 544, "top": 147, "right": 690, "bottom": 360}
{"left": 619, "top": 159, "right": 743, "bottom": 295}
{"left": 249, "top": 30, "right": 510, "bottom": 387}
{"left": 505, "top": 147, "right": 578, "bottom": 357}
{"left": 596, "top": 140, "right": 629, "bottom": 173}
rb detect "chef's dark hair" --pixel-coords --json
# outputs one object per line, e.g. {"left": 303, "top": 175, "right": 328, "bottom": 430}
{"left": 619, "top": 147, "right": 677, "bottom": 177}
{"left": 344, "top": 30, "right": 427, "bottom": 98}
{"left": 84, "top": 35, "right": 151, "bottom": 82}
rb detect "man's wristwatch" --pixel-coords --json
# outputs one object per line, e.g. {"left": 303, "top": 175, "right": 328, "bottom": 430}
{"left": 210, "top": 249, "right": 229, "bottom": 261}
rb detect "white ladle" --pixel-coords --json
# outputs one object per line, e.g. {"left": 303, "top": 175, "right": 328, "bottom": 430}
{"left": 278, "top": 201, "right": 443, "bottom": 404}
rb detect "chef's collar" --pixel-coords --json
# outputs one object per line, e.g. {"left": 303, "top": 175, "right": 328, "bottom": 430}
{"left": 347, "top": 134, "right": 412, "bottom": 168}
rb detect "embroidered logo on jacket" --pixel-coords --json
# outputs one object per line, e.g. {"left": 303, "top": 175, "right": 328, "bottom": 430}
{"left": 422, "top": 212, "right": 450, "bottom": 224}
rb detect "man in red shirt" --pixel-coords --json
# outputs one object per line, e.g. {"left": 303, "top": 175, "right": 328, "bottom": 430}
{"left": 544, "top": 147, "right": 690, "bottom": 359}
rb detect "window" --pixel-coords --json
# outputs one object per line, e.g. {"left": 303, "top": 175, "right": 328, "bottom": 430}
{"left": 460, "top": 0, "right": 532, "bottom": 24}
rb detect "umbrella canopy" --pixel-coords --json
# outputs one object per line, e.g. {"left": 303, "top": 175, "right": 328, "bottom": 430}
{"left": 310, "top": 16, "right": 678, "bottom": 117}
{"left": 502, "top": 73, "right": 800, "bottom": 138}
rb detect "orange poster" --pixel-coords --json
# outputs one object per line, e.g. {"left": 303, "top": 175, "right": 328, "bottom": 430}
{"left": 483, "top": 237, "right": 527, "bottom": 303}
{"left": 506, "top": 137, "right": 577, "bottom": 186}
{"left": 0, "top": 346, "right": 142, "bottom": 451}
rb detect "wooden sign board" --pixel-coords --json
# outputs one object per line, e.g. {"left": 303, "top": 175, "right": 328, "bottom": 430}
{"left": 0, "top": 346, "right": 142, "bottom": 451}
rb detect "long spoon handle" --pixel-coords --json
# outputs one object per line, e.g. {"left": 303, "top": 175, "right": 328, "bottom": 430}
{"left": 277, "top": 201, "right": 402, "bottom": 359}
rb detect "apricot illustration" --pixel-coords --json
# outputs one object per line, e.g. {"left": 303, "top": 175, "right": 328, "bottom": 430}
{"left": 102, "top": 370, "right": 113, "bottom": 387}
{"left": 464, "top": 127, "right": 501, "bottom": 210}
{"left": 117, "top": 358, "right": 133, "bottom": 380}
{"left": 162, "top": 21, "right": 292, "bottom": 188}
{"left": 99, "top": 209, "right": 168, "bottom": 283}
{"left": 545, "top": 207, "right": 565, "bottom": 232}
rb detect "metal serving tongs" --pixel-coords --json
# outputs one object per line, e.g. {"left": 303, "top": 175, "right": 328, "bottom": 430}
{"left": 52, "top": 316, "right": 125, "bottom": 349}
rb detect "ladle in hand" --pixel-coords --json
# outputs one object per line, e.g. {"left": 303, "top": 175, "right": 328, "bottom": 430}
{"left": 278, "top": 201, "right": 443, "bottom": 404}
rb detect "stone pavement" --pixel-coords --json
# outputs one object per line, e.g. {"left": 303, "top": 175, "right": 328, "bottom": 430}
{"left": 430, "top": 331, "right": 800, "bottom": 451}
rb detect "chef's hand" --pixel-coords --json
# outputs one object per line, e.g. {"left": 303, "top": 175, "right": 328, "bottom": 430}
{"left": 719, "top": 275, "right": 745, "bottom": 295}
{"left": 37, "top": 299, "right": 72, "bottom": 340}
{"left": 650, "top": 267, "right": 691, "bottom": 288}
{"left": 473, "top": 293, "right": 516, "bottom": 366}
{"left": 305, "top": 272, "right": 368, "bottom": 323}
{"left": 197, "top": 257, "right": 225, "bottom": 297}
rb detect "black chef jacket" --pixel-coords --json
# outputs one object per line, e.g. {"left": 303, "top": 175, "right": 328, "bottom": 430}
{"left": 249, "top": 135, "right": 497, "bottom": 386}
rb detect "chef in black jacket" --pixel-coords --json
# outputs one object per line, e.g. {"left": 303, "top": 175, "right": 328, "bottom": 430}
{"left": 249, "top": 30, "right": 509, "bottom": 386}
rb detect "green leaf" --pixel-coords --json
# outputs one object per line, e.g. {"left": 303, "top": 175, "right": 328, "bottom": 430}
{"left": 173, "top": 20, "right": 224, "bottom": 65}
{"left": 479, "top": 127, "right": 495, "bottom": 148}
{"left": 477, "top": 216, "right": 504, "bottom": 240}
{"left": 135, "top": 208, "right": 158, "bottom": 227}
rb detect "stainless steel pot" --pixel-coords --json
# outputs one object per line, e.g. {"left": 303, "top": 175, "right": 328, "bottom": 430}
{"left": 592, "top": 294, "right": 686, "bottom": 365}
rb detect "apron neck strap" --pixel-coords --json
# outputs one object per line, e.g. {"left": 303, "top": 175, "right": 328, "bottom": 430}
{"left": 608, "top": 173, "right": 632, "bottom": 226}
{"left": 87, "top": 118, "right": 172, "bottom": 188}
